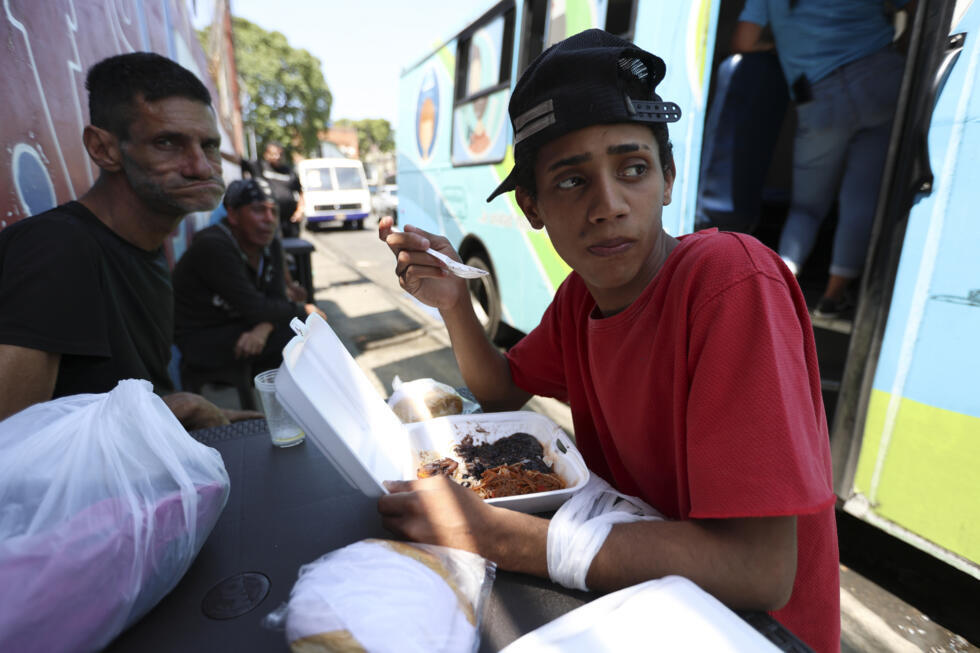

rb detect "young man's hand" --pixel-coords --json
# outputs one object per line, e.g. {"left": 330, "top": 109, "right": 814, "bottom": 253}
{"left": 378, "top": 475, "right": 496, "bottom": 555}
{"left": 378, "top": 215, "right": 530, "bottom": 413}
{"left": 378, "top": 474, "right": 550, "bottom": 575}
{"left": 378, "top": 216, "right": 468, "bottom": 311}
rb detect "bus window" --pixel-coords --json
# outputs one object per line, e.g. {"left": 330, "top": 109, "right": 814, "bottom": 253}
{"left": 519, "top": 0, "right": 548, "bottom": 74}
{"left": 452, "top": 8, "right": 515, "bottom": 166}
{"left": 544, "top": 1, "right": 565, "bottom": 48}
{"left": 605, "top": 0, "right": 638, "bottom": 40}
{"left": 519, "top": 0, "right": 637, "bottom": 69}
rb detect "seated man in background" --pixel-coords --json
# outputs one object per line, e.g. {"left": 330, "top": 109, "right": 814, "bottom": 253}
{"left": 0, "top": 51, "right": 251, "bottom": 429}
{"left": 174, "top": 178, "right": 322, "bottom": 378}
{"left": 205, "top": 192, "right": 308, "bottom": 301}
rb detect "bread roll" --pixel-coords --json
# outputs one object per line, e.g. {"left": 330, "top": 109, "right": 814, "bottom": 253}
{"left": 391, "top": 386, "right": 463, "bottom": 423}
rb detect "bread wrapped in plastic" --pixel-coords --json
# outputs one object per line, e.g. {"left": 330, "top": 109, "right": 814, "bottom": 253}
{"left": 388, "top": 377, "right": 466, "bottom": 423}
{"left": 265, "top": 539, "right": 495, "bottom": 653}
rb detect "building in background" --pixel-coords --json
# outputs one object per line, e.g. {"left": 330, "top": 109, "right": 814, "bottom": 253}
{"left": 319, "top": 126, "right": 359, "bottom": 159}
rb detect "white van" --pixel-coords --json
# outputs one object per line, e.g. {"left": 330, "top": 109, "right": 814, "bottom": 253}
{"left": 297, "top": 157, "right": 371, "bottom": 230}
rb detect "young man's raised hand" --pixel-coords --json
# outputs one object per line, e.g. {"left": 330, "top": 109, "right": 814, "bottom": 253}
{"left": 378, "top": 217, "right": 468, "bottom": 311}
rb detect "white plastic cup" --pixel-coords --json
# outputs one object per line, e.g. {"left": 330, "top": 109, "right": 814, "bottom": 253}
{"left": 254, "top": 369, "right": 305, "bottom": 447}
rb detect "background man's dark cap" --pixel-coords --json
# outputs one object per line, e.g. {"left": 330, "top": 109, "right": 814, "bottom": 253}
{"left": 224, "top": 178, "right": 273, "bottom": 209}
{"left": 487, "top": 28, "right": 681, "bottom": 202}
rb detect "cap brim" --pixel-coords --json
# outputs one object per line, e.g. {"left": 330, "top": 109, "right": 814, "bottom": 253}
{"left": 486, "top": 166, "right": 519, "bottom": 202}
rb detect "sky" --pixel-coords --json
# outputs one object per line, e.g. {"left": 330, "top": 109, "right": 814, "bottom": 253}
{"left": 193, "top": 0, "right": 491, "bottom": 128}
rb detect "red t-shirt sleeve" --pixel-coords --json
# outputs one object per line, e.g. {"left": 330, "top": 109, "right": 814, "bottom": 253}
{"left": 685, "top": 269, "right": 834, "bottom": 518}
{"left": 507, "top": 283, "right": 571, "bottom": 403}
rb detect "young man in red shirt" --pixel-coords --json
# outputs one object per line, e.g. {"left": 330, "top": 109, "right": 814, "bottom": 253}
{"left": 378, "top": 29, "right": 839, "bottom": 652}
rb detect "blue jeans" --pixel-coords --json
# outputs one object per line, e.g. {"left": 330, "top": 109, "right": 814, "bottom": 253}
{"left": 779, "top": 46, "right": 905, "bottom": 279}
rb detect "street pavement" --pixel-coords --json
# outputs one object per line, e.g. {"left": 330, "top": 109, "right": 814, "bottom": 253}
{"left": 206, "top": 216, "right": 977, "bottom": 653}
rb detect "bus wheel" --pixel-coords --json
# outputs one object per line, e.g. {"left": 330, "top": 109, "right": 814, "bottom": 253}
{"left": 355, "top": 219, "right": 365, "bottom": 230}
{"left": 465, "top": 254, "right": 500, "bottom": 341}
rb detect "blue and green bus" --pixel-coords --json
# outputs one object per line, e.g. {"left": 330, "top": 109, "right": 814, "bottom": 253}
{"left": 397, "top": 0, "right": 980, "bottom": 582}
{"left": 397, "top": 0, "right": 717, "bottom": 339}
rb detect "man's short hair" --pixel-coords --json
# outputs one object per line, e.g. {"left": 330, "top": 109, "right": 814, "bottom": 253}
{"left": 85, "top": 52, "right": 212, "bottom": 140}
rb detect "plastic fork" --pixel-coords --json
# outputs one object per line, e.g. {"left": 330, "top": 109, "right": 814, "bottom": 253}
{"left": 389, "top": 227, "right": 489, "bottom": 279}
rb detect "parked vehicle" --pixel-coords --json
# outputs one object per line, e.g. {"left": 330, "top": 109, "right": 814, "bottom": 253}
{"left": 372, "top": 184, "right": 399, "bottom": 224}
{"left": 397, "top": 0, "right": 980, "bottom": 582}
{"left": 298, "top": 157, "right": 371, "bottom": 230}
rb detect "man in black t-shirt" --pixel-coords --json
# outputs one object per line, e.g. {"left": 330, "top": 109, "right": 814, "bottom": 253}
{"left": 242, "top": 142, "right": 305, "bottom": 237}
{"left": 0, "top": 52, "right": 257, "bottom": 429}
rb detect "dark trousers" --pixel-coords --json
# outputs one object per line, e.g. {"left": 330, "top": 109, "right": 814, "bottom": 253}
{"left": 280, "top": 219, "right": 300, "bottom": 238}
{"left": 176, "top": 320, "right": 295, "bottom": 375}
{"left": 279, "top": 201, "right": 300, "bottom": 238}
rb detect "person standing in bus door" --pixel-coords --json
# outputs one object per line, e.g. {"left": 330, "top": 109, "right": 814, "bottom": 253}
{"left": 377, "top": 29, "right": 839, "bottom": 653}
{"left": 732, "top": 0, "right": 914, "bottom": 317}
{"left": 172, "top": 178, "right": 322, "bottom": 378}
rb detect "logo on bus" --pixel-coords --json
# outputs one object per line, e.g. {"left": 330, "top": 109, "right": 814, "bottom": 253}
{"left": 416, "top": 67, "right": 439, "bottom": 162}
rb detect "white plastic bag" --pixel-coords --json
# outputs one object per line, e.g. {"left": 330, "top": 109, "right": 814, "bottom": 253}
{"left": 0, "top": 379, "right": 231, "bottom": 653}
{"left": 264, "top": 538, "right": 496, "bottom": 653}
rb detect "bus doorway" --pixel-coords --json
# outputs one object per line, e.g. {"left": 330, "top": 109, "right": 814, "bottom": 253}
{"left": 699, "top": 0, "right": 980, "bottom": 585}
{"left": 695, "top": 1, "right": 918, "bottom": 424}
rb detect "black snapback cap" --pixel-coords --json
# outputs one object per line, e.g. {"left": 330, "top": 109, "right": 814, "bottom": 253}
{"left": 224, "top": 177, "right": 274, "bottom": 209}
{"left": 487, "top": 28, "right": 681, "bottom": 202}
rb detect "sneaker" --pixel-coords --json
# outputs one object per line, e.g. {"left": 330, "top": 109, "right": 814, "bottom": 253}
{"left": 812, "top": 295, "right": 853, "bottom": 318}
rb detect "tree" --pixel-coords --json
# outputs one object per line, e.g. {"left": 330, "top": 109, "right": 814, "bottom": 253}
{"left": 229, "top": 17, "right": 332, "bottom": 157}
{"left": 334, "top": 118, "right": 395, "bottom": 156}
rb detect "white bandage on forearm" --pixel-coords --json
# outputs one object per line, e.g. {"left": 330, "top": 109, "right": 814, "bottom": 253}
{"left": 547, "top": 475, "right": 665, "bottom": 591}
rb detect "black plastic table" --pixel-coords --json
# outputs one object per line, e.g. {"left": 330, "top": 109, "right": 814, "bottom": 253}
{"left": 105, "top": 419, "right": 812, "bottom": 653}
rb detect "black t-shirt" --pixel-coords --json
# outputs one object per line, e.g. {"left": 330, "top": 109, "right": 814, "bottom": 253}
{"left": 0, "top": 202, "right": 175, "bottom": 395}
{"left": 173, "top": 220, "right": 303, "bottom": 339}
{"left": 242, "top": 159, "right": 302, "bottom": 219}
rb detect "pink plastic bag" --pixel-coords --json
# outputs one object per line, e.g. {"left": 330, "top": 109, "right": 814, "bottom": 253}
{"left": 0, "top": 380, "right": 230, "bottom": 652}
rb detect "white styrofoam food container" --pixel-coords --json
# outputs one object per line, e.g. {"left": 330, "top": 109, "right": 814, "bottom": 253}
{"left": 275, "top": 314, "right": 589, "bottom": 512}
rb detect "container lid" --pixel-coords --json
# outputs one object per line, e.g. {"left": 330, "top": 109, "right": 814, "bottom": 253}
{"left": 276, "top": 314, "right": 411, "bottom": 496}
